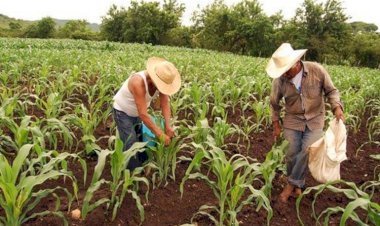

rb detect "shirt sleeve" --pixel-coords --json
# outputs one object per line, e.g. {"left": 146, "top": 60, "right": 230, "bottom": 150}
{"left": 320, "top": 65, "right": 343, "bottom": 111}
{"left": 270, "top": 78, "right": 283, "bottom": 121}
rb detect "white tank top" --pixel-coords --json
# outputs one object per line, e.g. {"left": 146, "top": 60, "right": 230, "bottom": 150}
{"left": 113, "top": 71, "right": 158, "bottom": 117}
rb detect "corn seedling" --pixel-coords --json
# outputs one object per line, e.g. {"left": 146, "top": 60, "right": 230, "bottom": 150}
{"left": 147, "top": 137, "right": 183, "bottom": 187}
{"left": 0, "top": 144, "right": 78, "bottom": 226}
{"left": 180, "top": 147, "right": 272, "bottom": 226}
{"left": 109, "top": 139, "right": 149, "bottom": 222}
{"left": 212, "top": 117, "right": 236, "bottom": 148}
{"left": 296, "top": 180, "right": 380, "bottom": 226}
{"left": 259, "top": 140, "right": 287, "bottom": 197}
{"left": 81, "top": 149, "right": 112, "bottom": 219}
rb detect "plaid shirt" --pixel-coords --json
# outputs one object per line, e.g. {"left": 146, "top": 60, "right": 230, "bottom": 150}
{"left": 270, "top": 61, "right": 343, "bottom": 131}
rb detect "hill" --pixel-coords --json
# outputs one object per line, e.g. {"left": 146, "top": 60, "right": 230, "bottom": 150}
{"left": 0, "top": 14, "right": 100, "bottom": 31}
{"left": 0, "top": 14, "right": 32, "bottom": 28}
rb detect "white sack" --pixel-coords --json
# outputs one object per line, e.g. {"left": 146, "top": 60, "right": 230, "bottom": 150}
{"left": 308, "top": 118, "right": 347, "bottom": 183}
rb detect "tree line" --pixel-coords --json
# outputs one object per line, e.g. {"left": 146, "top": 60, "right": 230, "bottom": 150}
{"left": 1, "top": 0, "right": 379, "bottom": 68}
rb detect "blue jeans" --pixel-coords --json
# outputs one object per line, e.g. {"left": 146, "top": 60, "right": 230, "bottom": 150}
{"left": 113, "top": 108, "right": 148, "bottom": 171}
{"left": 284, "top": 127, "right": 323, "bottom": 188}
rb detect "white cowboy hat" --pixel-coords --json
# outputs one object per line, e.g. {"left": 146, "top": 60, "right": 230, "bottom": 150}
{"left": 147, "top": 57, "right": 181, "bottom": 96}
{"left": 266, "top": 43, "right": 307, "bottom": 78}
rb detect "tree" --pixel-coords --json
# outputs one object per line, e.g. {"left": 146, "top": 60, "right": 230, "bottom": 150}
{"left": 24, "top": 17, "right": 56, "bottom": 38}
{"left": 191, "top": 0, "right": 274, "bottom": 56}
{"left": 57, "top": 20, "right": 96, "bottom": 40}
{"left": 101, "top": 0, "right": 184, "bottom": 44}
{"left": 8, "top": 21, "right": 21, "bottom": 30}
{"left": 292, "top": 0, "right": 352, "bottom": 64}
{"left": 100, "top": 5, "right": 128, "bottom": 42}
{"left": 350, "top": 21, "right": 378, "bottom": 33}
{"left": 351, "top": 33, "right": 380, "bottom": 68}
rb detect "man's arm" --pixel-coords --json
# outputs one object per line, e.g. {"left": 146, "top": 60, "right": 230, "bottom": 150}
{"left": 270, "top": 79, "right": 283, "bottom": 141}
{"left": 129, "top": 75, "right": 170, "bottom": 144}
{"left": 159, "top": 93, "right": 174, "bottom": 138}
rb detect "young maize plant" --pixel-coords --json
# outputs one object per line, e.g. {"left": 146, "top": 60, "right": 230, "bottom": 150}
{"left": 212, "top": 117, "right": 236, "bottom": 148}
{"left": 81, "top": 142, "right": 148, "bottom": 222}
{"left": 367, "top": 99, "right": 380, "bottom": 141}
{"left": 38, "top": 117, "right": 74, "bottom": 150}
{"left": 63, "top": 104, "right": 103, "bottom": 154}
{"left": 34, "top": 92, "right": 71, "bottom": 119}
{"left": 0, "top": 115, "right": 45, "bottom": 150}
{"left": 80, "top": 149, "right": 112, "bottom": 219}
{"left": 296, "top": 180, "right": 380, "bottom": 226}
{"left": 184, "top": 118, "right": 213, "bottom": 147}
{"left": 0, "top": 95, "right": 23, "bottom": 118}
{"left": 180, "top": 147, "right": 272, "bottom": 226}
{"left": 147, "top": 137, "right": 183, "bottom": 187}
{"left": 109, "top": 139, "right": 149, "bottom": 222}
{"left": 0, "top": 144, "right": 78, "bottom": 226}
{"left": 259, "top": 140, "right": 287, "bottom": 198}
{"left": 211, "top": 82, "right": 228, "bottom": 118}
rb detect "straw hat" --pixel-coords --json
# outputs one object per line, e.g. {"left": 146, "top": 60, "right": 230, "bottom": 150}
{"left": 146, "top": 57, "right": 181, "bottom": 96}
{"left": 266, "top": 43, "right": 307, "bottom": 78}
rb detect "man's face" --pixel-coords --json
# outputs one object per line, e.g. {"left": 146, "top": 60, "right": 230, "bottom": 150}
{"left": 283, "top": 61, "right": 300, "bottom": 79}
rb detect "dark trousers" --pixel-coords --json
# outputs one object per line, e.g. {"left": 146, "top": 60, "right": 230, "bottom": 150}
{"left": 113, "top": 108, "right": 148, "bottom": 170}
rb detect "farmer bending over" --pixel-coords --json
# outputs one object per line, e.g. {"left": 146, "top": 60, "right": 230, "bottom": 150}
{"left": 113, "top": 57, "right": 181, "bottom": 170}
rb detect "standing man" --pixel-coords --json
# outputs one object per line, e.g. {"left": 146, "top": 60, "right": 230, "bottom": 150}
{"left": 113, "top": 57, "right": 181, "bottom": 170}
{"left": 266, "top": 43, "right": 344, "bottom": 203}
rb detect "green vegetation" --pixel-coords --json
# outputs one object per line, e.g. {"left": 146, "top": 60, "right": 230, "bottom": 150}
{"left": 0, "top": 38, "right": 379, "bottom": 225}
{"left": 1, "top": 0, "right": 380, "bottom": 68}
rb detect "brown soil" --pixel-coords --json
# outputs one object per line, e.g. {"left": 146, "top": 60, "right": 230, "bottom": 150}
{"left": 2, "top": 110, "right": 379, "bottom": 226}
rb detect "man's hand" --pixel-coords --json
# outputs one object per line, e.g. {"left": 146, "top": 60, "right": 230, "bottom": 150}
{"left": 159, "top": 133, "right": 171, "bottom": 146}
{"left": 272, "top": 120, "right": 281, "bottom": 142}
{"left": 165, "top": 126, "right": 175, "bottom": 138}
{"left": 334, "top": 107, "right": 345, "bottom": 123}
{"left": 163, "top": 134, "right": 171, "bottom": 146}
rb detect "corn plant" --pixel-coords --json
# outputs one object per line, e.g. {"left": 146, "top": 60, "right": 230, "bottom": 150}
{"left": 0, "top": 144, "right": 78, "bottom": 226}
{"left": 211, "top": 82, "right": 228, "bottom": 118}
{"left": 248, "top": 98, "right": 272, "bottom": 133}
{"left": 187, "top": 118, "right": 212, "bottom": 146}
{"left": 370, "top": 154, "right": 380, "bottom": 180}
{"left": 0, "top": 116, "right": 45, "bottom": 150}
{"left": 39, "top": 118, "right": 74, "bottom": 150}
{"left": 81, "top": 149, "right": 112, "bottom": 219}
{"left": 180, "top": 147, "right": 272, "bottom": 226}
{"left": 340, "top": 89, "right": 365, "bottom": 133}
{"left": 33, "top": 92, "right": 72, "bottom": 119}
{"left": 367, "top": 99, "right": 380, "bottom": 141}
{"left": 0, "top": 95, "right": 23, "bottom": 118}
{"left": 109, "top": 140, "right": 149, "bottom": 222}
{"left": 64, "top": 104, "right": 103, "bottom": 154}
{"left": 147, "top": 137, "right": 183, "bottom": 187}
{"left": 259, "top": 140, "right": 287, "bottom": 197}
{"left": 296, "top": 180, "right": 380, "bottom": 226}
{"left": 212, "top": 117, "right": 236, "bottom": 148}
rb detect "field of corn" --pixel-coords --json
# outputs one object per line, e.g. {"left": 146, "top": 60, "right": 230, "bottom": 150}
{"left": 0, "top": 38, "right": 379, "bottom": 226}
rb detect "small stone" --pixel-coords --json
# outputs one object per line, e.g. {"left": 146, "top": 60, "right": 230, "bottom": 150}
{"left": 71, "top": 209, "right": 81, "bottom": 220}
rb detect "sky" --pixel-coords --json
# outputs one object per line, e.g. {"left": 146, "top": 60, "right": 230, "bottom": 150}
{"left": 1, "top": 0, "right": 379, "bottom": 29}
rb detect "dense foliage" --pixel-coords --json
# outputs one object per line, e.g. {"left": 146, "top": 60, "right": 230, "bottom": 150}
{"left": 0, "top": 0, "right": 379, "bottom": 68}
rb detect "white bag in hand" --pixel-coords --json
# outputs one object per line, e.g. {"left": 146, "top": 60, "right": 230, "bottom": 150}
{"left": 308, "top": 118, "right": 347, "bottom": 183}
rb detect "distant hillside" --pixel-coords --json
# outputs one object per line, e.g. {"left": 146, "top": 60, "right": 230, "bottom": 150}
{"left": 0, "top": 14, "right": 32, "bottom": 28}
{"left": 0, "top": 14, "right": 100, "bottom": 31}
{"left": 53, "top": 19, "right": 100, "bottom": 31}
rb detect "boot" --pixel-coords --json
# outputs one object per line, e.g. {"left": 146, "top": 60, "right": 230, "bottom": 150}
{"left": 279, "top": 184, "right": 294, "bottom": 203}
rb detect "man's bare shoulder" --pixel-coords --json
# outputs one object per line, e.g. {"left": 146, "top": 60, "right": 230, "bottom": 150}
{"left": 128, "top": 74, "right": 145, "bottom": 95}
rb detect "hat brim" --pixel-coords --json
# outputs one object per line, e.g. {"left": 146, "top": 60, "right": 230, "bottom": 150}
{"left": 266, "top": 49, "right": 307, "bottom": 78}
{"left": 147, "top": 57, "right": 181, "bottom": 96}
